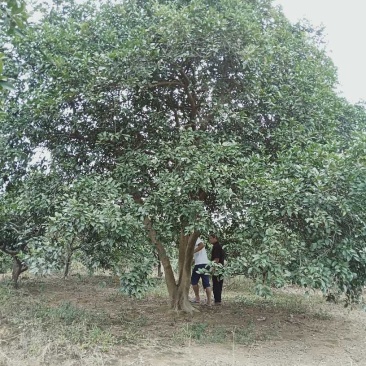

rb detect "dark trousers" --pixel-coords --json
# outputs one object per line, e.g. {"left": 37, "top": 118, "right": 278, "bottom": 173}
{"left": 212, "top": 275, "right": 223, "bottom": 303}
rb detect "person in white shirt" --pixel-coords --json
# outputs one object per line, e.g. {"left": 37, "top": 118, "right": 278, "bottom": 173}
{"left": 190, "top": 237, "right": 212, "bottom": 306}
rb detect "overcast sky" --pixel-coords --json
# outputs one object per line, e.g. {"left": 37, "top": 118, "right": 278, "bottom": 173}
{"left": 274, "top": 0, "right": 366, "bottom": 104}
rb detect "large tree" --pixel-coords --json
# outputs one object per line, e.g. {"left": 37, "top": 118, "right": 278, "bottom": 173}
{"left": 3, "top": 0, "right": 366, "bottom": 310}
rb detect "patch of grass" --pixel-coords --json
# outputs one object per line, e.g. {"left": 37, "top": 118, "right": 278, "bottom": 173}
{"left": 98, "top": 280, "right": 108, "bottom": 288}
{"left": 205, "top": 326, "right": 228, "bottom": 343}
{"left": 232, "top": 291, "right": 313, "bottom": 316}
{"left": 116, "top": 327, "right": 143, "bottom": 344}
{"left": 117, "top": 307, "right": 149, "bottom": 327}
{"left": 88, "top": 325, "right": 116, "bottom": 347}
{"left": 106, "top": 291, "right": 125, "bottom": 302}
{"left": 313, "top": 308, "right": 332, "bottom": 320}
{"left": 173, "top": 322, "right": 258, "bottom": 345}
{"left": 172, "top": 322, "right": 209, "bottom": 344}
{"left": 146, "top": 278, "right": 169, "bottom": 298}
{"left": 0, "top": 285, "right": 117, "bottom": 352}
{"left": 233, "top": 322, "right": 256, "bottom": 345}
{"left": 268, "top": 295, "right": 310, "bottom": 314}
{"left": 62, "top": 324, "right": 117, "bottom": 350}
{"left": 189, "top": 322, "right": 208, "bottom": 340}
{"left": 32, "top": 301, "right": 101, "bottom": 326}
{"left": 225, "top": 276, "right": 255, "bottom": 292}
{"left": 0, "top": 284, "right": 11, "bottom": 302}
{"left": 0, "top": 254, "right": 12, "bottom": 274}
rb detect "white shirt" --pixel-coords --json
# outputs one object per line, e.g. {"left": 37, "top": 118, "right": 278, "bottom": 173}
{"left": 193, "top": 238, "right": 209, "bottom": 265}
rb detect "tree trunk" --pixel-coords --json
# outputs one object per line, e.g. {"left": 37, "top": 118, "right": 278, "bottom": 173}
{"left": 154, "top": 250, "right": 163, "bottom": 277}
{"left": 144, "top": 217, "right": 199, "bottom": 313}
{"left": 170, "top": 257, "right": 196, "bottom": 312}
{"left": 157, "top": 260, "right": 162, "bottom": 278}
{"left": 12, "top": 257, "right": 27, "bottom": 288}
{"left": 171, "top": 231, "right": 199, "bottom": 312}
{"left": 64, "top": 237, "right": 78, "bottom": 278}
{"left": 64, "top": 251, "right": 73, "bottom": 278}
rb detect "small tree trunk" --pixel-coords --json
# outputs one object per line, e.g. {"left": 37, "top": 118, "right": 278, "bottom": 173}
{"left": 64, "top": 251, "right": 73, "bottom": 278}
{"left": 154, "top": 251, "right": 163, "bottom": 277}
{"left": 12, "top": 257, "right": 27, "bottom": 288}
{"left": 64, "top": 238, "right": 79, "bottom": 278}
{"left": 157, "top": 260, "right": 163, "bottom": 278}
{"left": 171, "top": 231, "right": 199, "bottom": 312}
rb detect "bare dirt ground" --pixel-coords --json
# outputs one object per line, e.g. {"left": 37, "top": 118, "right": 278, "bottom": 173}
{"left": 0, "top": 274, "right": 365, "bottom": 366}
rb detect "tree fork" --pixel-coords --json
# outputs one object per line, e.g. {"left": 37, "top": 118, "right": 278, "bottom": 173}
{"left": 144, "top": 217, "right": 200, "bottom": 312}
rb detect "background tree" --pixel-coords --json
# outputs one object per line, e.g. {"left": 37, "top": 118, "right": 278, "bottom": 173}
{"left": 223, "top": 124, "right": 366, "bottom": 299}
{"left": 1, "top": 0, "right": 29, "bottom": 188}
{"left": 27, "top": 174, "right": 154, "bottom": 286}
{"left": 0, "top": 172, "right": 59, "bottom": 286}
{"left": 0, "top": 0, "right": 27, "bottom": 96}
{"left": 3, "top": 0, "right": 366, "bottom": 310}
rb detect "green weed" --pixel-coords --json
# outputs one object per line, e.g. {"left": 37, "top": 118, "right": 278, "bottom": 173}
{"left": 313, "top": 308, "right": 332, "bottom": 320}
{"left": 106, "top": 291, "right": 124, "bottom": 302}
{"left": 31, "top": 301, "right": 105, "bottom": 326}
{"left": 205, "top": 326, "right": 228, "bottom": 343}
{"left": 189, "top": 322, "right": 208, "bottom": 340}
{"left": 63, "top": 324, "right": 117, "bottom": 350}
{"left": 233, "top": 322, "right": 256, "bottom": 345}
{"left": 173, "top": 322, "right": 210, "bottom": 343}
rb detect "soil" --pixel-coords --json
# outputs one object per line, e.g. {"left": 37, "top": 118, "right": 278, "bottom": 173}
{"left": 0, "top": 274, "right": 365, "bottom": 366}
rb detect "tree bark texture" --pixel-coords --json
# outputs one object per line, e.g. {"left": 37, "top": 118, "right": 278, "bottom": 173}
{"left": 144, "top": 217, "right": 199, "bottom": 313}
{"left": 64, "top": 252, "right": 73, "bottom": 278}
{"left": 157, "top": 260, "right": 163, "bottom": 278}
{"left": 12, "top": 256, "right": 27, "bottom": 288}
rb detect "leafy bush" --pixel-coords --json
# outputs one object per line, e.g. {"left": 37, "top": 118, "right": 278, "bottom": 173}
{"left": 120, "top": 258, "right": 156, "bottom": 298}
{"left": 0, "top": 252, "right": 12, "bottom": 273}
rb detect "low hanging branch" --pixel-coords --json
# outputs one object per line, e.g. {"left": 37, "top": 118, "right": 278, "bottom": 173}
{"left": 143, "top": 80, "right": 184, "bottom": 89}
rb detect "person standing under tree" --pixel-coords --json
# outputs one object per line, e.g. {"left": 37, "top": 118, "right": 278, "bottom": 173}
{"left": 191, "top": 237, "right": 212, "bottom": 306}
{"left": 209, "top": 234, "right": 225, "bottom": 305}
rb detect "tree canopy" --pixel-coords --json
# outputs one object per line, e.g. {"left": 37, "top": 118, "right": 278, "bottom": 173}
{"left": 1, "top": 0, "right": 366, "bottom": 310}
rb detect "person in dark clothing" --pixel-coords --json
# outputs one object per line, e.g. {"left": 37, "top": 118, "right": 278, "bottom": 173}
{"left": 209, "top": 234, "right": 224, "bottom": 305}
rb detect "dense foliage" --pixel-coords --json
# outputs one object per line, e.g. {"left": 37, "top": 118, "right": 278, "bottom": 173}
{"left": 0, "top": 0, "right": 27, "bottom": 95}
{"left": 1, "top": 0, "right": 366, "bottom": 307}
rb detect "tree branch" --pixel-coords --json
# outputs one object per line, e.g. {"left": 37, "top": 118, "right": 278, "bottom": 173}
{"left": 143, "top": 80, "right": 184, "bottom": 90}
{"left": 0, "top": 245, "right": 18, "bottom": 256}
{"left": 131, "top": 193, "right": 178, "bottom": 298}
{"left": 179, "top": 68, "right": 198, "bottom": 127}
{"left": 20, "top": 264, "right": 28, "bottom": 274}
{"left": 144, "top": 217, "right": 177, "bottom": 298}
